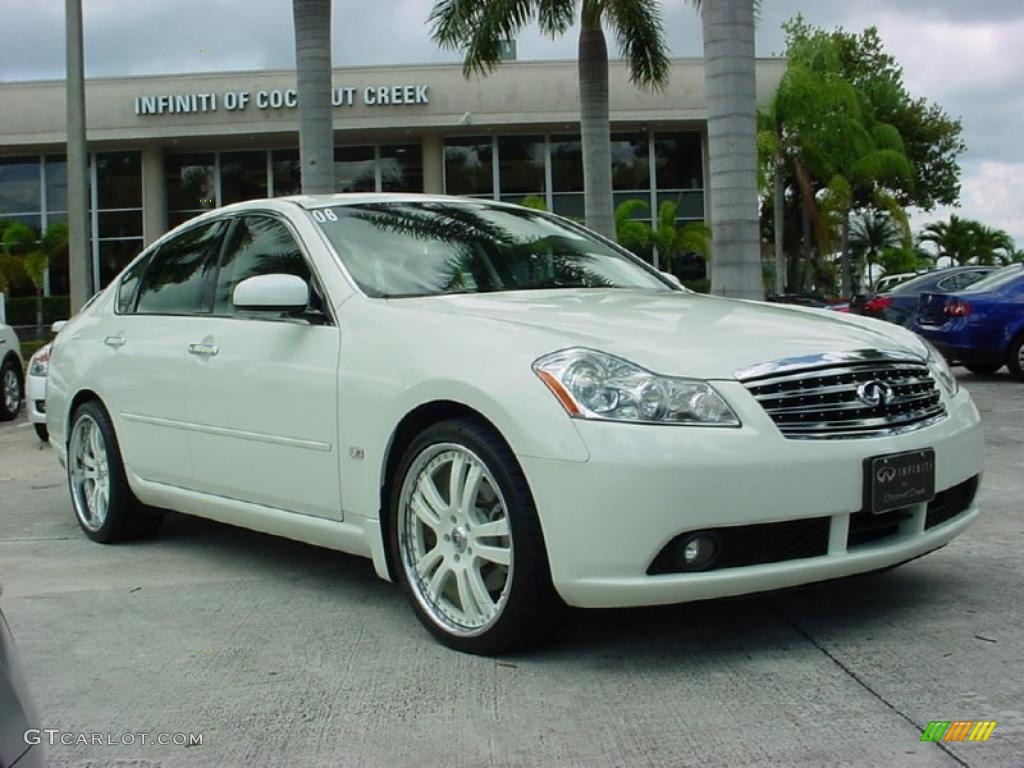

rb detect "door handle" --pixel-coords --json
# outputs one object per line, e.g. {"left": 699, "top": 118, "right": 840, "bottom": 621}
{"left": 188, "top": 343, "right": 219, "bottom": 357}
{"left": 104, "top": 335, "right": 126, "bottom": 348}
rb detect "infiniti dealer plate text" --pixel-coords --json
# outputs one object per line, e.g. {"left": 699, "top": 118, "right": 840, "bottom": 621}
{"left": 865, "top": 448, "right": 936, "bottom": 514}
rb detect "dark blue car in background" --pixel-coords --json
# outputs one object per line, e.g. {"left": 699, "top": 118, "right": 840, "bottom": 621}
{"left": 915, "top": 264, "right": 1024, "bottom": 379}
{"left": 857, "top": 266, "right": 994, "bottom": 327}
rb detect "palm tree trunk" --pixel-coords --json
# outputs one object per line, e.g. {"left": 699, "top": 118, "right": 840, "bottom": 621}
{"left": 702, "top": 0, "right": 762, "bottom": 299}
{"left": 772, "top": 154, "right": 785, "bottom": 296}
{"left": 578, "top": 3, "right": 615, "bottom": 240}
{"left": 35, "top": 289, "right": 43, "bottom": 336}
{"left": 66, "top": 0, "right": 91, "bottom": 310}
{"left": 293, "top": 0, "right": 334, "bottom": 194}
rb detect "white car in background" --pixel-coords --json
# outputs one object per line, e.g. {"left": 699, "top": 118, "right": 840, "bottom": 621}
{"left": 45, "top": 195, "right": 985, "bottom": 653}
{"left": 0, "top": 321, "right": 23, "bottom": 422}
{"left": 26, "top": 343, "right": 50, "bottom": 442}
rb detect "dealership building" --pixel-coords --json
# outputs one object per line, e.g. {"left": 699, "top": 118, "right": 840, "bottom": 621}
{"left": 0, "top": 58, "right": 784, "bottom": 294}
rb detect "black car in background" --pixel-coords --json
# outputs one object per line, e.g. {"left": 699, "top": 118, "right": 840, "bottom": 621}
{"left": 1, "top": 582, "right": 42, "bottom": 768}
{"left": 854, "top": 266, "right": 996, "bottom": 327}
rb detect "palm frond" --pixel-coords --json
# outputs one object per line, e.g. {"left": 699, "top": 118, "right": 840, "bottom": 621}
{"left": 605, "top": 0, "right": 670, "bottom": 90}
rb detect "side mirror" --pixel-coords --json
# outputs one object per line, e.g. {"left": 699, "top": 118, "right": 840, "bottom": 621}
{"left": 660, "top": 271, "right": 683, "bottom": 289}
{"left": 232, "top": 274, "right": 309, "bottom": 312}
{"left": 51, "top": 320, "right": 67, "bottom": 334}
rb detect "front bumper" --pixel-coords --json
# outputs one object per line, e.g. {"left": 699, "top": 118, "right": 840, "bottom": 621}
{"left": 24, "top": 373, "right": 45, "bottom": 426}
{"left": 523, "top": 382, "right": 984, "bottom": 608}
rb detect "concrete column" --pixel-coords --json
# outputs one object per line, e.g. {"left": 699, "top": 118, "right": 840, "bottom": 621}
{"left": 141, "top": 146, "right": 168, "bottom": 245}
{"left": 422, "top": 132, "right": 444, "bottom": 194}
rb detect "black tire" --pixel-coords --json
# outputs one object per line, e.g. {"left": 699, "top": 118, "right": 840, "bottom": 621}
{"left": 0, "top": 357, "right": 22, "bottom": 421}
{"left": 964, "top": 363, "right": 1002, "bottom": 376}
{"left": 1009, "top": 335, "right": 1024, "bottom": 382}
{"left": 387, "top": 417, "right": 565, "bottom": 654}
{"left": 67, "top": 400, "right": 163, "bottom": 543}
{"left": 34, "top": 422, "right": 48, "bottom": 443}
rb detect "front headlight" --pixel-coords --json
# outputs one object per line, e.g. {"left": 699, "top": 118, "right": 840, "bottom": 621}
{"left": 921, "top": 338, "right": 958, "bottom": 396}
{"left": 533, "top": 348, "right": 740, "bottom": 426}
{"left": 28, "top": 343, "right": 51, "bottom": 377}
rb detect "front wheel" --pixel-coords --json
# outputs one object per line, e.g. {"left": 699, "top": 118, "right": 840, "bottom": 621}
{"left": 1009, "top": 335, "right": 1024, "bottom": 382}
{"left": 34, "top": 422, "right": 48, "bottom": 443}
{"left": 67, "top": 400, "right": 162, "bottom": 542}
{"left": 387, "top": 418, "right": 564, "bottom": 654}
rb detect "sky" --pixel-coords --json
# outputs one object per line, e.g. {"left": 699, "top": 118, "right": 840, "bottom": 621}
{"left": 1, "top": 0, "right": 1021, "bottom": 244}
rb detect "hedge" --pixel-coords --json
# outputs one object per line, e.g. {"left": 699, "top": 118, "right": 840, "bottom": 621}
{"left": 2, "top": 295, "right": 71, "bottom": 325}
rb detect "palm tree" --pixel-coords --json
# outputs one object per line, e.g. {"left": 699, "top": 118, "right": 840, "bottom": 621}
{"left": 614, "top": 198, "right": 652, "bottom": 254}
{"left": 691, "top": 0, "right": 762, "bottom": 299}
{"left": 919, "top": 215, "right": 981, "bottom": 266}
{"left": 848, "top": 211, "right": 900, "bottom": 290}
{"left": 292, "top": 0, "right": 334, "bottom": 193}
{"left": 429, "top": 0, "right": 669, "bottom": 241}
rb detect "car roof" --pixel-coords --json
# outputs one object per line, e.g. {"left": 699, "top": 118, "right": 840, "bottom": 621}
{"left": 278, "top": 193, "right": 518, "bottom": 211}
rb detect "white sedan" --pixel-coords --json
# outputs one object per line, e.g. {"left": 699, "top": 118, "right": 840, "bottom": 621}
{"left": 0, "top": 320, "right": 23, "bottom": 421}
{"left": 26, "top": 343, "right": 50, "bottom": 442}
{"left": 46, "top": 195, "right": 984, "bottom": 653}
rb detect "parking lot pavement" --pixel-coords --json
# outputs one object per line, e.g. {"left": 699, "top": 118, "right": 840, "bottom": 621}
{"left": 0, "top": 371, "right": 1021, "bottom": 768}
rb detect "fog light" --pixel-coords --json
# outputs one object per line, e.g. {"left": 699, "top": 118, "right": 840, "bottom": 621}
{"left": 676, "top": 533, "right": 717, "bottom": 571}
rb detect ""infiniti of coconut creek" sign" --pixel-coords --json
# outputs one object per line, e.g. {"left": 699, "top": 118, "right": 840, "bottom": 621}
{"left": 133, "top": 84, "right": 430, "bottom": 116}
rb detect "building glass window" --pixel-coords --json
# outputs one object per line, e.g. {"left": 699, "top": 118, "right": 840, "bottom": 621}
{"left": 95, "top": 151, "right": 143, "bottom": 287}
{"left": 0, "top": 157, "right": 41, "bottom": 215}
{"left": 498, "top": 135, "right": 545, "bottom": 201}
{"left": 220, "top": 150, "right": 268, "bottom": 204}
{"left": 611, "top": 133, "right": 650, "bottom": 191}
{"left": 166, "top": 153, "right": 216, "bottom": 223}
{"left": 272, "top": 149, "right": 301, "bottom": 197}
{"left": 45, "top": 155, "right": 68, "bottom": 214}
{"left": 444, "top": 137, "right": 493, "bottom": 196}
{"left": 96, "top": 151, "right": 142, "bottom": 209}
{"left": 655, "top": 132, "right": 703, "bottom": 191}
{"left": 549, "top": 135, "right": 583, "bottom": 220}
{"left": 335, "top": 146, "right": 375, "bottom": 193}
{"left": 380, "top": 144, "right": 423, "bottom": 192}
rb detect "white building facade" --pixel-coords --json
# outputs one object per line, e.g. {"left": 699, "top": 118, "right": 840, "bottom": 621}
{"left": 0, "top": 58, "right": 784, "bottom": 293}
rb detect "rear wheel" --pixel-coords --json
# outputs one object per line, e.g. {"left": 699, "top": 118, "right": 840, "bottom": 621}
{"left": 387, "top": 418, "right": 564, "bottom": 654}
{"left": 0, "top": 358, "right": 21, "bottom": 421}
{"left": 68, "top": 400, "right": 163, "bottom": 543}
{"left": 1008, "top": 335, "right": 1024, "bottom": 381}
{"left": 964, "top": 363, "right": 1002, "bottom": 376}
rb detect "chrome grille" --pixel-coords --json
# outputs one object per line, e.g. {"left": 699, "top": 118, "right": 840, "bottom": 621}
{"left": 740, "top": 356, "right": 946, "bottom": 439}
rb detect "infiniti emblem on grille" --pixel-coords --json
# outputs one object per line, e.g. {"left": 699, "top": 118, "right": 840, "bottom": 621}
{"left": 856, "top": 380, "right": 894, "bottom": 407}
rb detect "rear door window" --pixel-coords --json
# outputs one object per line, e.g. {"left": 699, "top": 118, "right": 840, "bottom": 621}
{"left": 135, "top": 222, "right": 224, "bottom": 315}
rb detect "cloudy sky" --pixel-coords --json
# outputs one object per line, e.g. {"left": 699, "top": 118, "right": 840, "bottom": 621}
{"left": 2, "top": 0, "right": 1021, "bottom": 243}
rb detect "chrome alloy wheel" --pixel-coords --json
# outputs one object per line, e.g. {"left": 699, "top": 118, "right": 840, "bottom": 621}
{"left": 2, "top": 367, "right": 19, "bottom": 413}
{"left": 69, "top": 414, "right": 111, "bottom": 531}
{"left": 398, "top": 443, "right": 513, "bottom": 636}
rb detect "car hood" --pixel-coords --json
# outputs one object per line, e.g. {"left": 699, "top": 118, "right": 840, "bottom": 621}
{"left": 395, "top": 289, "right": 925, "bottom": 379}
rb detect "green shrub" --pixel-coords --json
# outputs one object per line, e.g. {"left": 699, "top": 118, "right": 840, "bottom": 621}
{"left": 3, "top": 295, "right": 70, "bottom": 325}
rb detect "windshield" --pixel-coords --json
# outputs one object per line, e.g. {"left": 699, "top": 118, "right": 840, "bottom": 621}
{"left": 959, "top": 264, "right": 1024, "bottom": 294}
{"left": 308, "top": 201, "right": 672, "bottom": 298}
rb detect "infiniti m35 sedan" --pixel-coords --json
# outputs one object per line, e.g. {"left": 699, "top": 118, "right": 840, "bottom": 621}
{"left": 46, "top": 195, "right": 984, "bottom": 653}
